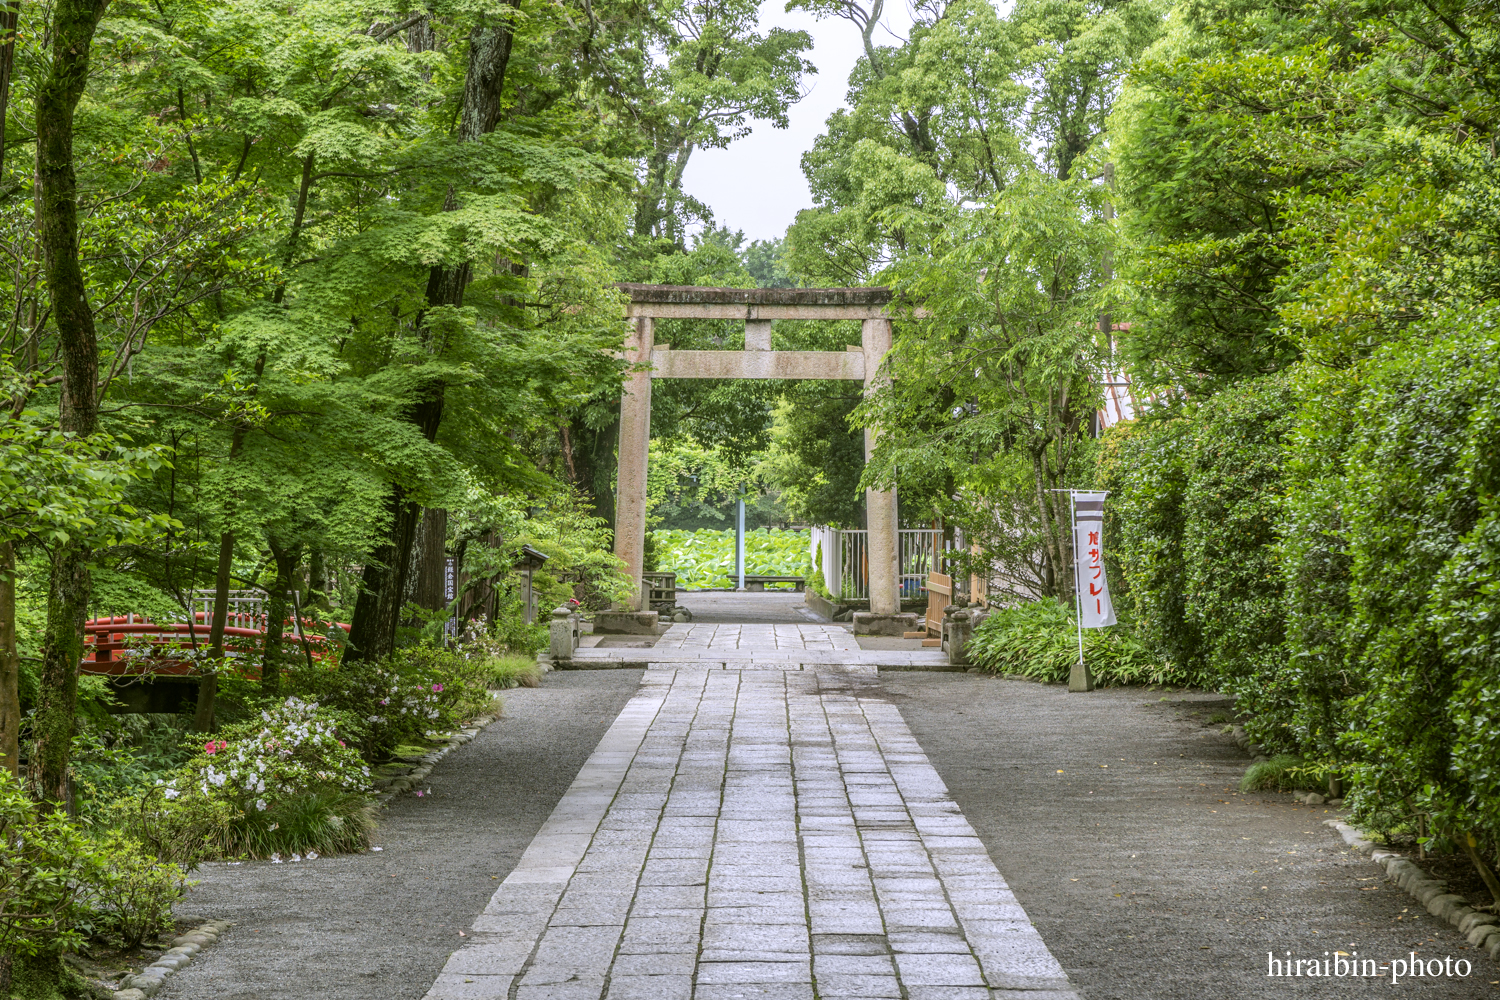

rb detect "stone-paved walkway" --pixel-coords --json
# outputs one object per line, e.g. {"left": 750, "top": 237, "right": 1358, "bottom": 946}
{"left": 653, "top": 623, "right": 859, "bottom": 652}
{"left": 425, "top": 666, "right": 1075, "bottom": 1000}
{"left": 571, "top": 623, "right": 949, "bottom": 670}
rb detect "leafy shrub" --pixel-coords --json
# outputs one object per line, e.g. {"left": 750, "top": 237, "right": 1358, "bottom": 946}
{"left": 170, "top": 697, "right": 370, "bottom": 811}
{"left": 71, "top": 713, "right": 197, "bottom": 821}
{"left": 1318, "top": 318, "right": 1500, "bottom": 854}
{"left": 651, "top": 528, "right": 809, "bottom": 590}
{"left": 1103, "top": 308, "right": 1500, "bottom": 878}
{"left": 1181, "top": 377, "right": 1295, "bottom": 731}
{"left": 967, "top": 599, "right": 1197, "bottom": 687}
{"left": 107, "top": 786, "right": 236, "bottom": 870}
{"left": 290, "top": 654, "right": 458, "bottom": 762}
{"left": 1096, "top": 415, "right": 1199, "bottom": 671}
{"left": 83, "top": 833, "right": 187, "bottom": 949}
{"left": 451, "top": 616, "right": 545, "bottom": 675}
{"left": 0, "top": 772, "right": 99, "bottom": 961}
{"left": 483, "top": 597, "right": 548, "bottom": 655}
{"left": 0, "top": 771, "right": 185, "bottom": 968}
{"left": 1100, "top": 375, "right": 1295, "bottom": 718}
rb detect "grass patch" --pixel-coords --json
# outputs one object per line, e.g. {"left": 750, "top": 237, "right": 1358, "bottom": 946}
{"left": 485, "top": 655, "right": 542, "bottom": 690}
{"left": 967, "top": 599, "right": 1199, "bottom": 687}
{"left": 222, "top": 791, "right": 372, "bottom": 858}
{"left": 1240, "top": 755, "right": 1327, "bottom": 792}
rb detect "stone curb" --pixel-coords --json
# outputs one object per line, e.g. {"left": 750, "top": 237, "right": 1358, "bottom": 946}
{"left": 370, "top": 703, "right": 503, "bottom": 805}
{"left": 114, "top": 920, "right": 231, "bottom": 997}
{"left": 1323, "top": 817, "right": 1500, "bottom": 962}
{"left": 1227, "top": 723, "right": 1497, "bottom": 960}
{"left": 1229, "top": 724, "right": 1270, "bottom": 762}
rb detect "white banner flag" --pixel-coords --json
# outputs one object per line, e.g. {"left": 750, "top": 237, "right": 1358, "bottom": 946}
{"left": 1072, "top": 491, "right": 1116, "bottom": 628}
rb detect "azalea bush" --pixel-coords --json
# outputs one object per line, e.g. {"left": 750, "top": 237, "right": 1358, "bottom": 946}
{"left": 289, "top": 643, "right": 495, "bottom": 763}
{"left": 651, "top": 528, "right": 809, "bottom": 590}
{"left": 156, "top": 697, "right": 372, "bottom": 858}
{"left": 168, "top": 697, "right": 370, "bottom": 812}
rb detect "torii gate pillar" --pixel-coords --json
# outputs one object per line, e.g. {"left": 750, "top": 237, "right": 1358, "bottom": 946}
{"left": 862, "top": 316, "right": 899, "bottom": 615}
{"left": 612, "top": 285, "right": 901, "bottom": 616}
{"left": 615, "top": 315, "right": 654, "bottom": 611}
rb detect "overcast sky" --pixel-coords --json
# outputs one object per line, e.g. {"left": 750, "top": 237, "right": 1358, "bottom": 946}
{"left": 679, "top": 0, "right": 916, "bottom": 245}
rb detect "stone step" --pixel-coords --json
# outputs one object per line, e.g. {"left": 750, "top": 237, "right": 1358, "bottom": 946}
{"left": 563, "top": 648, "right": 956, "bottom": 670}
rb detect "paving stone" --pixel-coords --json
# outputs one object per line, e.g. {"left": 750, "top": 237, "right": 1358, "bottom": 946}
{"left": 603, "top": 974, "right": 694, "bottom": 1000}
{"left": 694, "top": 960, "right": 812, "bottom": 985}
{"left": 812, "top": 973, "right": 904, "bottom": 997}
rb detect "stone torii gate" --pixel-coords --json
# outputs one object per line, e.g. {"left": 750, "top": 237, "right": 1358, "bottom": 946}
{"left": 613, "top": 283, "right": 899, "bottom": 617}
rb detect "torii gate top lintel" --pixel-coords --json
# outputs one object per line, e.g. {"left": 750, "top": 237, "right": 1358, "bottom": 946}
{"left": 618, "top": 282, "right": 893, "bottom": 320}
{"left": 611, "top": 283, "right": 900, "bottom": 616}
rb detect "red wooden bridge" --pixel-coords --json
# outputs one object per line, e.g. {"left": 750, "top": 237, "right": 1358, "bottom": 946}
{"left": 80, "top": 612, "right": 349, "bottom": 676}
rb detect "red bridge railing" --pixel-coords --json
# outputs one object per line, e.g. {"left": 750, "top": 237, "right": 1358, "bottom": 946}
{"left": 80, "top": 613, "right": 350, "bottom": 676}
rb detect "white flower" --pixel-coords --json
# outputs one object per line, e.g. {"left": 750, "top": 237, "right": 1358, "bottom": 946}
{"left": 163, "top": 788, "right": 180, "bottom": 800}
{"left": 255, "top": 799, "right": 267, "bottom": 811}
{"left": 306, "top": 851, "right": 319, "bottom": 860}
{"left": 270, "top": 853, "right": 283, "bottom": 863}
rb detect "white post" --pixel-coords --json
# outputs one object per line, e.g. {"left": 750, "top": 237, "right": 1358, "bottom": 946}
{"left": 736, "top": 497, "right": 746, "bottom": 591}
{"left": 1072, "top": 491, "right": 1083, "bottom": 665}
{"left": 1067, "top": 489, "right": 1094, "bottom": 692}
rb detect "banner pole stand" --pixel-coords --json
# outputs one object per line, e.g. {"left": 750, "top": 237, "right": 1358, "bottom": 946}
{"left": 1067, "top": 489, "right": 1095, "bottom": 693}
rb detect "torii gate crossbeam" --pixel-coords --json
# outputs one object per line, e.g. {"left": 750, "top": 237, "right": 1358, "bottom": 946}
{"left": 613, "top": 283, "right": 900, "bottom": 617}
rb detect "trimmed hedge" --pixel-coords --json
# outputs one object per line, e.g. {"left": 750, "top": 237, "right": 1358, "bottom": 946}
{"left": 1102, "top": 308, "right": 1500, "bottom": 858}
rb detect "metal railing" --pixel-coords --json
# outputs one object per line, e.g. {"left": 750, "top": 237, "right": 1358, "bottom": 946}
{"left": 811, "top": 528, "right": 957, "bottom": 602}
{"left": 899, "top": 530, "right": 944, "bottom": 598}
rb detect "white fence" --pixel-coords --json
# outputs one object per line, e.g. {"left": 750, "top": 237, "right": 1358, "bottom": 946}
{"left": 809, "top": 527, "right": 957, "bottom": 602}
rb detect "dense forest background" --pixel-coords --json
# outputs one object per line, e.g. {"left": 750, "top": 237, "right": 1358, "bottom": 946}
{"left": 4, "top": 0, "right": 1500, "bottom": 986}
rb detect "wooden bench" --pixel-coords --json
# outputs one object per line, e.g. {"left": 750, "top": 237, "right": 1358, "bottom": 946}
{"left": 924, "top": 571, "right": 952, "bottom": 635}
{"left": 743, "top": 575, "right": 806, "bottom": 592}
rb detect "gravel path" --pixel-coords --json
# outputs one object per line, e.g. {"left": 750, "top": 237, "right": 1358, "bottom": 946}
{"left": 884, "top": 673, "right": 1499, "bottom": 999}
{"left": 161, "top": 671, "right": 642, "bottom": 1000}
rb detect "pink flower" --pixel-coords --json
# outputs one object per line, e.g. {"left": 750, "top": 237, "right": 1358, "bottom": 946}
{"left": 338, "top": 740, "right": 346, "bottom": 747}
{"left": 204, "top": 742, "right": 217, "bottom": 754}
{"left": 431, "top": 683, "right": 443, "bottom": 692}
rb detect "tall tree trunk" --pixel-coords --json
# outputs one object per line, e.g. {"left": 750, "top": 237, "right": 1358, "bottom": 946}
{"left": 261, "top": 541, "right": 298, "bottom": 694}
{"left": 345, "top": 0, "right": 522, "bottom": 663}
{"left": 407, "top": 507, "right": 447, "bottom": 612}
{"left": 0, "top": 0, "right": 19, "bottom": 182}
{"left": 192, "top": 529, "right": 233, "bottom": 732}
{"left": 0, "top": 541, "right": 18, "bottom": 776}
{"left": 346, "top": 489, "right": 421, "bottom": 662}
{"left": 31, "top": 0, "right": 111, "bottom": 809}
{"left": 306, "top": 548, "right": 329, "bottom": 610}
{"left": 568, "top": 404, "right": 619, "bottom": 529}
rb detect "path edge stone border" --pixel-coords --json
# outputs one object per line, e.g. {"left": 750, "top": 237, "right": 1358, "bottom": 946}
{"left": 1228, "top": 722, "right": 1499, "bottom": 961}
{"left": 1324, "top": 817, "right": 1500, "bottom": 961}
{"left": 114, "top": 920, "right": 231, "bottom": 998}
{"left": 371, "top": 701, "right": 504, "bottom": 805}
